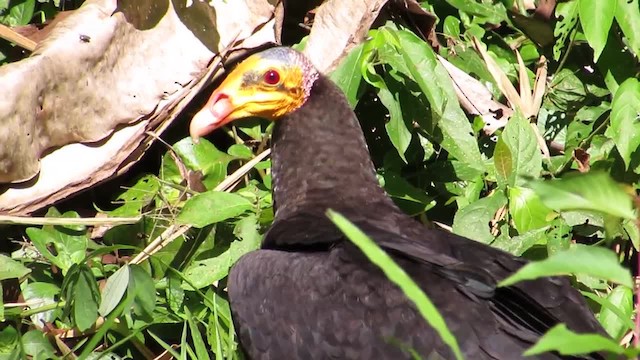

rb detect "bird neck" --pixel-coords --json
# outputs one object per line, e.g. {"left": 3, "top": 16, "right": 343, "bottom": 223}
{"left": 266, "top": 75, "right": 395, "bottom": 248}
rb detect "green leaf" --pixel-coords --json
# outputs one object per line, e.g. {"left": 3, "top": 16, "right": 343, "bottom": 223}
{"left": 528, "top": 172, "right": 635, "bottom": 220}
{"left": 368, "top": 25, "right": 485, "bottom": 172}
{"left": 615, "top": 0, "right": 640, "bottom": 57}
{"left": 495, "top": 113, "right": 542, "bottom": 187}
{"left": 327, "top": 210, "right": 464, "bottom": 360}
{"left": 21, "top": 330, "right": 56, "bottom": 359}
{"left": 525, "top": 323, "right": 624, "bottom": 356}
{"left": 129, "top": 265, "right": 156, "bottom": 319}
{"left": 22, "top": 282, "right": 60, "bottom": 324}
{"left": 73, "top": 266, "right": 99, "bottom": 332}
{"left": 182, "top": 216, "right": 261, "bottom": 289}
{"left": 508, "top": 186, "right": 554, "bottom": 233}
{"left": 330, "top": 43, "right": 365, "bottom": 108}
{"left": 177, "top": 191, "right": 253, "bottom": 228}
{"left": 607, "top": 78, "right": 640, "bottom": 169}
{"left": 226, "top": 144, "right": 253, "bottom": 160}
{"left": 452, "top": 191, "right": 507, "bottom": 243}
{"left": 579, "top": 0, "right": 616, "bottom": 61}
{"left": 162, "top": 138, "right": 233, "bottom": 193}
{"left": 554, "top": 1, "right": 580, "bottom": 61}
{"left": 106, "top": 175, "right": 159, "bottom": 217}
{"left": 99, "top": 265, "right": 130, "bottom": 317}
{"left": 597, "top": 285, "right": 634, "bottom": 339}
{"left": 443, "top": 16, "right": 461, "bottom": 38}
{"left": 186, "top": 307, "right": 211, "bottom": 360}
{"left": 499, "top": 244, "right": 633, "bottom": 288}
{"left": 443, "top": 0, "right": 508, "bottom": 24}
{"left": 0, "top": 254, "right": 29, "bottom": 280}
{"left": 391, "top": 29, "right": 485, "bottom": 173}
{"left": 377, "top": 75, "right": 412, "bottom": 162}
{"left": 491, "top": 227, "right": 548, "bottom": 256}
{"left": 379, "top": 170, "right": 435, "bottom": 216}
{"left": 7, "top": 0, "right": 35, "bottom": 26}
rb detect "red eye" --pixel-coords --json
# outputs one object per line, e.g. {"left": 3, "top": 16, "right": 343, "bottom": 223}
{"left": 264, "top": 69, "right": 280, "bottom": 85}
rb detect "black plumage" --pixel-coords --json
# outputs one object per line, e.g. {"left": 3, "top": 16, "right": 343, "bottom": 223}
{"left": 192, "top": 47, "right": 607, "bottom": 360}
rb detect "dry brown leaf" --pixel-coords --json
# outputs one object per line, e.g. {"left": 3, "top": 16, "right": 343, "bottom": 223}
{"left": 0, "top": 0, "right": 276, "bottom": 214}
{"left": 472, "top": 37, "right": 525, "bottom": 113}
{"left": 304, "top": 0, "right": 388, "bottom": 72}
{"left": 437, "top": 55, "right": 512, "bottom": 134}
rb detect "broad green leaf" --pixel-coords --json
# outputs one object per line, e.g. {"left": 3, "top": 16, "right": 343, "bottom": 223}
{"left": 377, "top": 75, "right": 412, "bottom": 162}
{"left": 22, "top": 282, "right": 60, "bottom": 325}
{"left": 598, "top": 285, "right": 634, "bottom": 339}
{"left": 443, "top": 16, "right": 461, "bottom": 38}
{"left": 579, "top": 0, "right": 616, "bottom": 61}
{"left": 177, "top": 191, "right": 253, "bottom": 228}
{"left": 327, "top": 210, "right": 464, "bottom": 360}
{"left": 106, "top": 175, "right": 159, "bottom": 217}
{"left": 183, "top": 215, "right": 261, "bottom": 289}
{"left": 227, "top": 144, "right": 253, "bottom": 160}
{"left": 444, "top": 0, "right": 508, "bottom": 24}
{"left": 7, "top": 0, "right": 35, "bottom": 25}
{"left": 493, "top": 136, "right": 512, "bottom": 189}
{"left": 528, "top": 172, "right": 635, "bottom": 220}
{"left": 553, "top": 1, "right": 579, "bottom": 61}
{"left": 391, "top": 29, "right": 485, "bottom": 172}
{"left": 379, "top": 170, "right": 435, "bottom": 216}
{"left": 99, "top": 265, "right": 130, "bottom": 317}
{"left": 368, "top": 26, "right": 484, "bottom": 172}
{"left": 74, "top": 266, "right": 99, "bottom": 332}
{"left": 525, "top": 324, "right": 624, "bottom": 356}
{"left": 129, "top": 265, "right": 156, "bottom": 319}
{"left": 508, "top": 186, "right": 554, "bottom": 233}
{"left": 0, "top": 325, "right": 18, "bottom": 353}
{"left": 0, "top": 254, "right": 29, "bottom": 280}
{"left": 607, "top": 78, "right": 640, "bottom": 169}
{"left": 495, "top": 113, "right": 542, "bottom": 187}
{"left": 330, "top": 43, "right": 365, "bottom": 108}
{"left": 491, "top": 227, "right": 548, "bottom": 256}
{"left": 615, "top": 0, "right": 640, "bottom": 57}
{"left": 162, "top": 138, "right": 233, "bottom": 194}
{"left": 452, "top": 191, "right": 507, "bottom": 243}
{"left": 500, "top": 244, "right": 632, "bottom": 288}
{"left": 22, "top": 330, "right": 56, "bottom": 359}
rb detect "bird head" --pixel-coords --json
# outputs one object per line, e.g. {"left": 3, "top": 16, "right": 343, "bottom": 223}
{"left": 190, "top": 47, "right": 319, "bottom": 141}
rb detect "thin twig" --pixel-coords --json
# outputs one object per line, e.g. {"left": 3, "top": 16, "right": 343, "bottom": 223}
{"left": 0, "top": 23, "right": 37, "bottom": 51}
{"left": 0, "top": 215, "right": 141, "bottom": 226}
{"left": 128, "top": 149, "right": 271, "bottom": 265}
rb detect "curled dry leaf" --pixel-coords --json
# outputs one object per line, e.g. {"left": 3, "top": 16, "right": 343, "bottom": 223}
{"left": 0, "top": 0, "right": 276, "bottom": 214}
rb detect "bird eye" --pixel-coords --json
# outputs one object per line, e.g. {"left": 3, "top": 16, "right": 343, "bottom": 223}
{"left": 263, "top": 69, "right": 281, "bottom": 85}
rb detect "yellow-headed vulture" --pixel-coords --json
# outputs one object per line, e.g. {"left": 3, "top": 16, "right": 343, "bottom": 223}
{"left": 190, "top": 47, "right": 606, "bottom": 360}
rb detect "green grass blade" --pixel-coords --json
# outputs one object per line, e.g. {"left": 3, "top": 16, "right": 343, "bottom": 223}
{"left": 326, "top": 210, "right": 464, "bottom": 360}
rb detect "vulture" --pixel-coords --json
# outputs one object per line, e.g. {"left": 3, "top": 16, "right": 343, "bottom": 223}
{"left": 190, "top": 47, "right": 606, "bottom": 360}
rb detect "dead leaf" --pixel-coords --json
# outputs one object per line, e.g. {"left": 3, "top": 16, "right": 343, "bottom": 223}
{"left": 0, "top": 0, "right": 276, "bottom": 213}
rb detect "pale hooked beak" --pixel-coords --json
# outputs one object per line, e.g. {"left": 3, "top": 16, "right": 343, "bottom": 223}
{"left": 190, "top": 92, "right": 234, "bottom": 142}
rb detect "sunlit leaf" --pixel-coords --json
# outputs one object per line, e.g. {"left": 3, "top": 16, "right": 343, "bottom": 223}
{"left": 607, "top": 78, "right": 640, "bottom": 169}
{"left": 177, "top": 191, "right": 253, "bottom": 228}
{"left": 528, "top": 172, "right": 635, "bottom": 220}
{"left": 500, "top": 244, "right": 633, "bottom": 288}
{"left": 579, "top": 0, "right": 616, "bottom": 61}
{"left": 99, "top": 265, "right": 130, "bottom": 317}
{"left": 525, "top": 324, "right": 624, "bottom": 356}
{"left": 453, "top": 191, "right": 507, "bottom": 243}
{"left": 615, "top": 0, "right": 640, "bottom": 57}
{"left": 508, "top": 186, "right": 554, "bottom": 233}
{"left": 0, "top": 254, "right": 29, "bottom": 280}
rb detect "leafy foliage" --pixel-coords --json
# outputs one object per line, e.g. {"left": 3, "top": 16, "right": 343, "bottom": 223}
{"left": 2, "top": 0, "right": 640, "bottom": 358}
